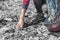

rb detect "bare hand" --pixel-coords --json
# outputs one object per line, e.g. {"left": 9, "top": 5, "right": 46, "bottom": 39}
{"left": 16, "top": 19, "right": 24, "bottom": 30}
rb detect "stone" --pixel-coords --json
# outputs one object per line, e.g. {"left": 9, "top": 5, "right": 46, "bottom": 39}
{"left": 0, "top": 27, "right": 10, "bottom": 34}
{"left": 43, "top": 32, "right": 50, "bottom": 37}
{"left": 33, "top": 37, "right": 39, "bottom": 40}
{"left": 0, "top": 0, "right": 60, "bottom": 40}
{"left": 48, "top": 35, "right": 58, "bottom": 40}
{"left": 4, "top": 17, "right": 13, "bottom": 22}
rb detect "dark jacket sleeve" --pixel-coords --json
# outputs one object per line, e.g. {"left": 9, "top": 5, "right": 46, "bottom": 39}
{"left": 22, "top": 0, "right": 30, "bottom": 10}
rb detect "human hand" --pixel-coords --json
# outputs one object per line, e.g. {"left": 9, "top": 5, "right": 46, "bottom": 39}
{"left": 16, "top": 19, "right": 24, "bottom": 30}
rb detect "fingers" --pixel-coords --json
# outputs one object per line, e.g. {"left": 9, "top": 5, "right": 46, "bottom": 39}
{"left": 16, "top": 24, "right": 20, "bottom": 30}
{"left": 16, "top": 23, "right": 23, "bottom": 30}
{"left": 16, "top": 22, "right": 20, "bottom": 29}
{"left": 16, "top": 20, "right": 24, "bottom": 30}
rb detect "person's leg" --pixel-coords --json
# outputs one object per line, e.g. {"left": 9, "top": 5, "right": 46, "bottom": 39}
{"left": 33, "top": 0, "right": 45, "bottom": 13}
{"left": 22, "top": 0, "right": 48, "bottom": 28}
{"left": 29, "top": 0, "right": 46, "bottom": 25}
{"left": 45, "top": 0, "right": 60, "bottom": 32}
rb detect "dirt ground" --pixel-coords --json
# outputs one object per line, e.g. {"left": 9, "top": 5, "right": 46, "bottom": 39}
{"left": 0, "top": 0, "right": 60, "bottom": 40}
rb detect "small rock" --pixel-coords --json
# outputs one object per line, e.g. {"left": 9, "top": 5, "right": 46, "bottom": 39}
{"left": 43, "top": 32, "right": 50, "bottom": 37}
{"left": 5, "top": 29, "right": 15, "bottom": 33}
{"left": 4, "top": 17, "right": 13, "bottom": 22}
{"left": 48, "top": 35, "right": 58, "bottom": 40}
{"left": 33, "top": 37, "right": 39, "bottom": 40}
{"left": 0, "top": 27, "right": 10, "bottom": 34}
{"left": 58, "top": 37, "right": 60, "bottom": 40}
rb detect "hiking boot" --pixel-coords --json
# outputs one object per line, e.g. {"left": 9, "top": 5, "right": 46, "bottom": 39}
{"left": 29, "top": 13, "right": 45, "bottom": 25}
{"left": 23, "top": 22, "right": 30, "bottom": 28}
{"left": 46, "top": 23, "right": 60, "bottom": 32}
